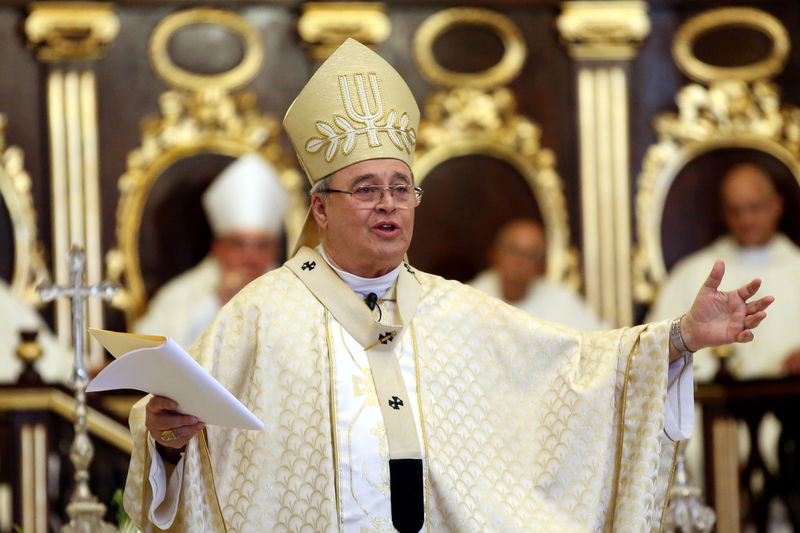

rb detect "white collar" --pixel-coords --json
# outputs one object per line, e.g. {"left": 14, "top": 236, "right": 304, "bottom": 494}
{"left": 318, "top": 246, "right": 401, "bottom": 300}
{"left": 729, "top": 235, "right": 775, "bottom": 266}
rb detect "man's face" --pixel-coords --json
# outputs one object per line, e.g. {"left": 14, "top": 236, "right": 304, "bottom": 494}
{"left": 721, "top": 165, "right": 783, "bottom": 247}
{"left": 312, "top": 158, "right": 415, "bottom": 278}
{"left": 491, "top": 221, "right": 546, "bottom": 287}
{"left": 212, "top": 230, "right": 280, "bottom": 283}
{"left": 491, "top": 221, "right": 546, "bottom": 288}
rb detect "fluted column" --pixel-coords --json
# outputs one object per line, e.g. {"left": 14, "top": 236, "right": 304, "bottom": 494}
{"left": 557, "top": 1, "right": 650, "bottom": 327}
{"left": 25, "top": 3, "right": 119, "bottom": 368}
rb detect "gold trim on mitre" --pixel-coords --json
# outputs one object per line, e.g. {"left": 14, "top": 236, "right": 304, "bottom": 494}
{"left": 284, "top": 38, "right": 419, "bottom": 182}
{"left": 284, "top": 38, "right": 420, "bottom": 254}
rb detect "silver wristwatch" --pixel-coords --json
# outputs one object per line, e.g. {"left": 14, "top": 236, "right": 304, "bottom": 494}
{"left": 670, "top": 314, "right": 694, "bottom": 359}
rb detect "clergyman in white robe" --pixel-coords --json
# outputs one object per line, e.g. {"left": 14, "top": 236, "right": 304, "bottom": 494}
{"left": 133, "top": 256, "right": 221, "bottom": 350}
{"left": 122, "top": 39, "right": 775, "bottom": 533}
{"left": 134, "top": 153, "right": 288, "bottom": 348}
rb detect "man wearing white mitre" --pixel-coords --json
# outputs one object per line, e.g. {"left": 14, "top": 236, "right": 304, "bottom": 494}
{"left": 123, "top": 39, "right": 772, "bottom": 532}
{"left": 134, "top": 153, "right": 288, "bottom": 349}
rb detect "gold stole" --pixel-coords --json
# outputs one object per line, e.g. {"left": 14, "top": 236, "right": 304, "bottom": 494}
{"left": 286, "top": 247, "right": 424, "bottom": 532}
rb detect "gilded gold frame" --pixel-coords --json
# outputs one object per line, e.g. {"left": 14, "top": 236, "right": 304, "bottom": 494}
{"left": 636, "top": 136, "right": 800, "bottom": 298}
{"left": 635, "top": 7, "right": 799, "bottom": 302}
{"left": 413, "top": 7, "right": 526, "bottom": 90}
{"left": 149, "top": 8, "right": 263, "bottom": 92}
{"left": 107, "top": 108, "right": 306, "bottom": 325}
{"left": 673, "top": 7, "right": 789, "bottom": 84}
{"left": 106, "top": 9, "right": 306, "bottom": 325}
{"left": 415, "top": 141, "right": 578, "bottom": 288}
{"left": 413, "top": 9, "right": 577, "bottom": 287}
{"left": 634, "top": 80, "right": 800, "bottom": 302}
{"left": 414, "top": 88, "right": 579, "bottom": 288}
{"left": 0, "top": 115, "right": 50, "bottom": 304}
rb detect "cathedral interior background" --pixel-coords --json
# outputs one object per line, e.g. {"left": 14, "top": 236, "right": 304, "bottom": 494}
{"left": 2, "top": 1, "right": 800, "bottom": 531}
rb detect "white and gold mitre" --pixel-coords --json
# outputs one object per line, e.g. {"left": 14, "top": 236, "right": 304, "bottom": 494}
{"left": 283, "top": 38, "right": 419, "bottom": 184}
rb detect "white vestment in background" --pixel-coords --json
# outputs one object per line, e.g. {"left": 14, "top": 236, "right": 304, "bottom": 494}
{"left": 0, "top": 280, "right": 72, "bottom": 383}
{"left": 133, "top": 256, "right": 222, "bottom": 349}
{"left": 469, "top": 269, "right": 608, "bottom": 331}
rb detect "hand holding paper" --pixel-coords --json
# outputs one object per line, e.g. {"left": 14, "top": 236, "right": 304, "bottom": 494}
{"left": 87, "top": 329, "right": 263, "bottom": 431}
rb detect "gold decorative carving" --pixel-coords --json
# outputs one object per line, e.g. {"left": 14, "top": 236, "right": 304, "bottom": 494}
{"left": 299, "top": 2, "right": 390, "bottom": 60}
{"left": 634, "top": 8, "right": 798, "bottom": 303}
{"left": 414, "top": 8, "right": 526, "bottom": 89}
{"left": 414, "top": 86, "right": 579, "bottom": 289}
{"left": 633, "top": 79, "right": 800, "bottom": 302}
{"left": 25, "top": 2, "right": 119, "bottom": 62}
{"left": 107, "top": 9, "right": 306, "bottom": 325}
{"left": 16, "top": 333, "right": 43, "bottom": 365}
{"left": 557, "top": 1, "right": 650, "bottom": 60}
{"left": 150, "top": 8, "right": 263, "bottom": 92}
{"left": 0, "top": 115, "right": 50, "bottom": 305}
{"left": 673, "top": 7, "right": 790, "bottom": 84}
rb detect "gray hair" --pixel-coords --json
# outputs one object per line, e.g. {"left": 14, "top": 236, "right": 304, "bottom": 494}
{"left": 310, "top": 175, "right": 332, "bottom": 199}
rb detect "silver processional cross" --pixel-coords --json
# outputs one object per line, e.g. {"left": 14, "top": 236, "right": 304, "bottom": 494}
{"left": 38, "top": 244, "right": 118, "bottom": 533}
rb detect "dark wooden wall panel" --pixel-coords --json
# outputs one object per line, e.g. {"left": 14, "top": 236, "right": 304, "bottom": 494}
{"left": 0, "top": 7, "right": 48, "bottom": 280}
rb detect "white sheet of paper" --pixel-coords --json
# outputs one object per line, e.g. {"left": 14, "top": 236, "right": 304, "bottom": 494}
{"left": 86, "top": 328, "right": 263, "bottom": 431}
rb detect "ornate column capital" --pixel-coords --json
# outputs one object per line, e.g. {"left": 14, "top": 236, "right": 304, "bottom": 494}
{"left": 25, "top": 2, "right": 119, "bottom": 62}
{"left": 298, "top": 2, "right": 390, "bottom": 60}
{"left": 557, "top": 1, "right": 650, "bottom": 60}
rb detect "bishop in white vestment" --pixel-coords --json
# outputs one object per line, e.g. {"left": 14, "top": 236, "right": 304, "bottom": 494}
{"left": 124, "top": 40, "right": 772, "bottom": 533}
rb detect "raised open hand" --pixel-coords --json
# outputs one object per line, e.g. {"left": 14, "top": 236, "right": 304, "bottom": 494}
{"left": 680, "top": 260, "right": 774, "bottom": 354}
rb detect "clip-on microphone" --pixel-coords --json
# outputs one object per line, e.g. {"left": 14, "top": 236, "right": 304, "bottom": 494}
{"left": 365, "top": 292, "right": 382, "bottom": 321}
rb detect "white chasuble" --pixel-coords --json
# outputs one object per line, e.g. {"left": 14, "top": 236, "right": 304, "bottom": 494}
{"left": 125, "top": 247, "right": 687, "bottom": 532}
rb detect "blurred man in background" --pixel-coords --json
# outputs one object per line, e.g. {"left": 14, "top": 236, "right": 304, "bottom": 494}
{"left": 134, "top": 153, "right": 288, "bottom": 348}
{"left": 649, "top": 162, "right": 800, "bottom": 380}
{"left": 470, "top": 218, "right": 606, "bottom": 331}
{"left": 648, "top": 162, "right": 800, "bottom": 525}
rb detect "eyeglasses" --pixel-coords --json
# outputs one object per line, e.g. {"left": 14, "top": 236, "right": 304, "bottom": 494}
{"left": 320, "top": 184, "right": 423, "bottom": 207}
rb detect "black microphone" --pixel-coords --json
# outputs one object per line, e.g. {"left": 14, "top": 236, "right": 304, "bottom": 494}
{"left": 365, "top": 292, "right": 382, "bottom": 320}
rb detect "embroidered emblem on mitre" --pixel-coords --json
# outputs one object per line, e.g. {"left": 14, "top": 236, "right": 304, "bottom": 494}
{"left": 283, "top": 38, "right": 419, "bottom": 184}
